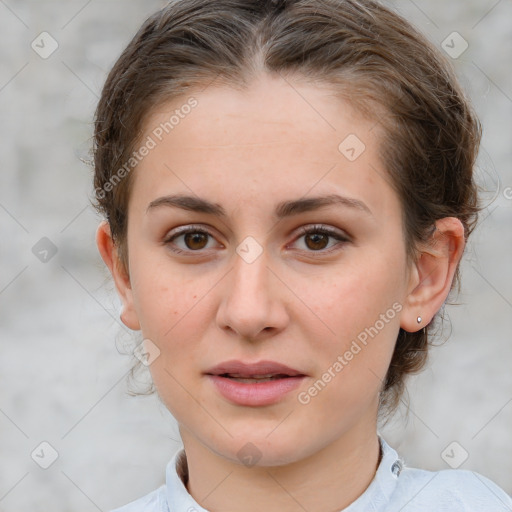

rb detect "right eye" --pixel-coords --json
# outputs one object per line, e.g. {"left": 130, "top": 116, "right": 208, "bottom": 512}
{"left": 164, "top": 226, "right": 222, "bottom": 254}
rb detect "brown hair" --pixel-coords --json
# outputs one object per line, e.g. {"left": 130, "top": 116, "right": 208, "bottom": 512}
{"left": 92, "top": 0, "right": 482, "bottom": 418}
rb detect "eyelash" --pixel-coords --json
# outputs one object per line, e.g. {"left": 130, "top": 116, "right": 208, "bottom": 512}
{"left": 164, "top": 224, "right": 350, "bottom": 256}
{"left": 293, "top": 225, "right": 350, "bottom": 253}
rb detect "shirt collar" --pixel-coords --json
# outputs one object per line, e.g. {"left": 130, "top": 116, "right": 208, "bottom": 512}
{"left": 165, "top": 435, "right": 403, "bottom": 512}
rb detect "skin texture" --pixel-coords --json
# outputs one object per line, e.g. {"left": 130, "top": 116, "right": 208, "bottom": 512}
{"left": 96, "top": 73, "right": 465, "bottom": 512}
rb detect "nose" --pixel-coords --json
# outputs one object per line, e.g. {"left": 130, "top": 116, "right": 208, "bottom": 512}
{"left": 216, "top": 250, "right": 289, "bottom": 341}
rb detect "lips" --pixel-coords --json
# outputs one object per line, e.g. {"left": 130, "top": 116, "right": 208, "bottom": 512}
{"left": 205, "top": 360, "right": 305, "bottom": 379}
{"left": 205, "top": 360, "right": 307, "bottom": 406}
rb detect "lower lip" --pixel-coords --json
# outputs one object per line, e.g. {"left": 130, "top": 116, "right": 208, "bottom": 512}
{"left": 207, "top": 375, "right": 306, "bottom": 406}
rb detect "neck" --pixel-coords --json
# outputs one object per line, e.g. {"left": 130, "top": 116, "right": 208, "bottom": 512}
{"left": 180, "top": 423, "right": 381, "bottom": 512}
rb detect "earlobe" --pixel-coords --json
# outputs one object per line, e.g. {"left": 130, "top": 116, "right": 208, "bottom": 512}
{"left": 95, "top": 221, "right": 141, "bottom": 330}
{"left": 400, "top": 217, "right": 465, "bottom": 333}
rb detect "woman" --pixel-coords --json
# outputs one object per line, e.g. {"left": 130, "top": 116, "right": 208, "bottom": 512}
{"left": 93, "top": 0, "right": 512, "bottom": 510}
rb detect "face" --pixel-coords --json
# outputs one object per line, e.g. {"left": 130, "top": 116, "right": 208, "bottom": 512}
{"left": 113, "top": 74, "right": 416, "bottom": 466}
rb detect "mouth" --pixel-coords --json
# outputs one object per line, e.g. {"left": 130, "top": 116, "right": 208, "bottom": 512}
{"left": 205, "top": 360, "right": 307, "bottom": 406}
{"left": 215, "top": 373, "right": 296, "bottom": 383}
{"left": 205, "top": 359, "right": 305, "bottom": 379}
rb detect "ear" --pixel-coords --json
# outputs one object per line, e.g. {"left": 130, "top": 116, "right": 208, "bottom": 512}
{"left": 96, "top": 221, "right": 141, "bottom": 330}
{"left": 400, "top": 217, "right": 465, "bottom": 333}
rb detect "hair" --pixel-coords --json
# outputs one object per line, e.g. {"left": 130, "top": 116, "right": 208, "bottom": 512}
{"left": 92, "top": 0, "right": 482, "bottom": 419}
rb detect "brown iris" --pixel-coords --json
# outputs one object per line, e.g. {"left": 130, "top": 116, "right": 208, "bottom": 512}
{"left": 304, "top": 232, "right": 329, "bottom": 250}
{"left": 184, "top": 232, "right": 209, "bottom": 250}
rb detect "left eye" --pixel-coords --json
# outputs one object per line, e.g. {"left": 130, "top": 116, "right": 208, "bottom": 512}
{"left": 293, "top": 226, "right": 350, "bottom": 252}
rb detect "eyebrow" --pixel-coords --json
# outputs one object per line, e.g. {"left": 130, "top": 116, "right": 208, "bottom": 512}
{"left": 146, "top": 193, "right": 373, "bottom": 218}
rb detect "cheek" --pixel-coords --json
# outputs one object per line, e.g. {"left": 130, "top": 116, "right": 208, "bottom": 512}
{"left": 298, "top": 254, "right": 403, "bottom": 340}
{"left": 129, "top": 259, "right": 209, "bottom": 410}
{"left": 295, "top": 252, "right": 404, "bottom": 392}
{"left": 128, "top": 248, "right": 204, "bottom": 342}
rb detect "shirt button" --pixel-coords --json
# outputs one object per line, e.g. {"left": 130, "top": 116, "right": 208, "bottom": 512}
{"left": 391, "top": 460, "right": 402, "bottom": 477}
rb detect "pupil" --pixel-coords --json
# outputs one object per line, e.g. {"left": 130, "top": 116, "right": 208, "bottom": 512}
{"left": 306, "top": 233, "right": 328, "bottom": 250}
{"left": 185, "top": 232, "right": 208, "bottom": 250}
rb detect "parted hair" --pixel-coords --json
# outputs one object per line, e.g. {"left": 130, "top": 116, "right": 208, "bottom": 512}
{"left": 93, "top": 0, "right": 482, "bottom": 418}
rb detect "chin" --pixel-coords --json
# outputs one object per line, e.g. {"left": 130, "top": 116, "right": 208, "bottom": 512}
{"left": 204, "top": 428, "right": 317, "bottom": 468}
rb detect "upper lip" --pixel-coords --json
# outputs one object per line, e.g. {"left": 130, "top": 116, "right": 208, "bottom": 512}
{"left": 205, "top": 360, "right": 305, "bottom": 378}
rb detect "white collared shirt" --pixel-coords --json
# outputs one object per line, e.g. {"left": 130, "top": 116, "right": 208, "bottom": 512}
{"left": 109, "top": 436, "right": 512, "bottom": 511}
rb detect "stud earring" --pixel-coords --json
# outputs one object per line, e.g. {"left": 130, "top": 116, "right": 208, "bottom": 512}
{"left": 417, "top": 316, "right": 422, "bottom": 324}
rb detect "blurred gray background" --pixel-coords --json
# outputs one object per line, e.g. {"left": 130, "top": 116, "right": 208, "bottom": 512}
{"left": 0, "top": 0, "right": 511, "bottom": 510}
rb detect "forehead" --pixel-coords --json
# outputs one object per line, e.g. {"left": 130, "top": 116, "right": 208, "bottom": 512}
{"left": 131, "top": 74, "right": 398, "bottom": 220}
